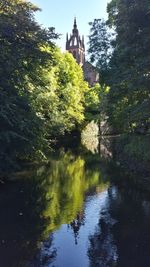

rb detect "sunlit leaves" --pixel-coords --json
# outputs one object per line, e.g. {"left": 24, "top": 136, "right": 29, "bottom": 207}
{"left": 30, "top": 48, "right": 89, "bottom": 137}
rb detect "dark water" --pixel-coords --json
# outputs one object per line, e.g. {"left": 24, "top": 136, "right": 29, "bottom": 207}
{"left": 0, "top": 146, "right": 150, "bottom": 267}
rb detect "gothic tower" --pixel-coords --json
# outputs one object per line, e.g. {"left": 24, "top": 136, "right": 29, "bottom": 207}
{"left": 66, "top": 18, "right": 85, "bottom": 66}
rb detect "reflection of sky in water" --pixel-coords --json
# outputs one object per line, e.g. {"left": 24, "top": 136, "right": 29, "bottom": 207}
{"left": 40, "top": 190, "right": 118, "bottom": 267}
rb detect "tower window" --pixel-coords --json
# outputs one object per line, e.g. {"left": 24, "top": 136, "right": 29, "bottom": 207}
{"left": 66, "top": 19, "right": 85, "bottom": 66}
{"left": 74, "top": 37, "right": 77, "bottom": 46}
{"left": 70, "top": 40, "right": 74, "bottom": 46}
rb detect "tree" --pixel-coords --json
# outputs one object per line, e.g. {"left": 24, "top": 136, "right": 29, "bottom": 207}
{"left": 84, "top": 83, "right": 101, "bottom": 122}
{"left": 0, "top": 1, "right": 89, "bottom": 174}
{"left": 107, "top": 0, "right": 150, "bottom": 133}
{"left": 31, "top": 49, "right": 89, "bottom": 138}
{"left": 88, "top": 19, "right": 113, "bottom": 83}
{"left": 87, "top": 0, "right": 150, "bottom": 134}
{"left": 0, "top": 0, "right": 58, "bottom": 171}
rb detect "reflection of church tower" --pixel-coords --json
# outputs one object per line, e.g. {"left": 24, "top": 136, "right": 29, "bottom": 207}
{"left": 69, "top": 211, "right": 85, "bottom": 245}
{"left": 66, "top": 18, "right": 85, "bottom": 66}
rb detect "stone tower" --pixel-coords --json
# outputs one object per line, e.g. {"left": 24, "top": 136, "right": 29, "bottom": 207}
{"left": 66, "top": 18, "right": 85, "bottom": 66}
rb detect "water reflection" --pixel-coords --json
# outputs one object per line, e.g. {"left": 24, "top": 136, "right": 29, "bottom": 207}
{"left": 88, "top": 184, "right": 150, "bottom": 267}
{"left": 69, "top": 210, "right": 85, "bottom": 245}
{"left": 0, "top": 150, "right": 108, "bottom": 267}
{"left": 0, "top": 148, "right": 150, "bottom": 267}
{"left": 88, "top": 187, "right": 118, "bottom": 267}
{"left": 41, "top": 151, "right": 108, "bottom": 237}
{"left": 46, "top": 191, "right": 109, "bottom": 267}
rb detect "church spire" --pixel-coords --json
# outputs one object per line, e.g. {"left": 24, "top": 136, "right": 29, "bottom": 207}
{"left": 66, "top": 33, "right": 68, "bottom": 42}
{"left": 74, "top": 17, "right": 77, "bottom": 29}
{"left": 73, "top": 17, "right": 78, "bottom": 35}
{"left": 66, "top": 18, "right": 85, "bottom": 66}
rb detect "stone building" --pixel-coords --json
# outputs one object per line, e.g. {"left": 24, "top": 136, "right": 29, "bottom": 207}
{"left": 66, "top": 18, "right": 85, "bottom": 66}
{"left": 82, "top": 61, "right": 99, "bottom": 87}
{"left": 66, "top": 18, "right": 99, "bottom": 86}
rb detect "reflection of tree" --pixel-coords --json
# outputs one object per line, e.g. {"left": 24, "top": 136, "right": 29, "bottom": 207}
{"left": 41, "top": 151, "right": 105, "bottom": 237}
{"left": 109, "top": 183, "right": 150, "bottom": 267}
{"left": 34, "top": 237, "right": 57, "bottom": 267}
{"left": 88, "top": 178, "right": 150, "bottom": 267}
{"left": 0, "top": 150, "right": 109, "bottom": 266}
{"left": 88, "top": 187, "right": 118, "bottom": 267}
{"left": 0, "top": 173, "right": 55, "bottom": 267}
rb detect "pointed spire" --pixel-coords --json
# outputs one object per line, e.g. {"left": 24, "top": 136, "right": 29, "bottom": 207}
{"left": 66, "top": 33, "right": 68, "bottom": 42}
{"left": 82, "top": 35, "right": 84, "bottom": 44}
{"left": 82, "top": 35, "right": 85, "bottom": 48}
{"left": 74, "top": 17, "right": 77, "bottom": 29}
{"left": 73, "top": 17, "right": 78, "bottom": 35}
{"left": 66, "top": 18, "right": 85, "bottom": 66}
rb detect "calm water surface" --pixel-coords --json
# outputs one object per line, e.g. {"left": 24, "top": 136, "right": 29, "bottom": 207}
{"left": 0, "top": 146, "right": 150, "bottom": 267}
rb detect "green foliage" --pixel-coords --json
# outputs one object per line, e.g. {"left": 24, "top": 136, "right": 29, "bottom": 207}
{"left": 107, "top": 0, "right": 119, "bottom": 28}
{"left": 0, "top": 0, "right": 57, "bottom": 171}
{"left": 107, "top": 0, "right": 150, "bottom": 133}
{"left": 84, "top": 83, "right": 101, "bottom": 121}
{"left": 0, "top": 0, "right": 89, "bottom": 173}
{"left": 113, "top": 135, "right": 150, "bottom": 174}
{"left": 31, "top": 49, "right": 89, "bottom": 137}
{"left": 53, "top": 51, "right": 88, "bottom": 133}
{"left": 124, "top": 135, "right": 150, "bottom": 162}
{"left": 88, "top": 19, "right": 114, "bottom": 83}
{"left": 85, "top": 84, "right": 109, "bottom": 124}
{"left": 88, "top": 0, "right": 150, "bottom": 134}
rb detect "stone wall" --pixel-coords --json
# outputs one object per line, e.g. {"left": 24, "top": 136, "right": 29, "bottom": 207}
{"left": 83, "top": 61, "right": 99, "bottom": 86}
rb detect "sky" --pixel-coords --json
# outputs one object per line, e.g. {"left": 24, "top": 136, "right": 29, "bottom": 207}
{"left": 31, "top": 0, "right": 110, "bottom": 52}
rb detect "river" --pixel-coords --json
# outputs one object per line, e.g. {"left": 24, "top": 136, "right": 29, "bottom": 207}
{"left": 0, "top": 139, "right": 150, "bottom": 267}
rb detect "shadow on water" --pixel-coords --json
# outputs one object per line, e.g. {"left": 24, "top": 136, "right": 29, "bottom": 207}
{"left": 0, "top": 135, "right": 150, "bottom": 267}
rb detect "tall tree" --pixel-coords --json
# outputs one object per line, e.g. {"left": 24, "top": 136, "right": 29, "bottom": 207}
{"left": 0, "top": 0, "right": 57, "bottom": 171}
{"left": 88, "top": 19, "right": 114, "bottom": 83}
{"left": 107, "top": 0, "right": 150, "bottom": 133}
